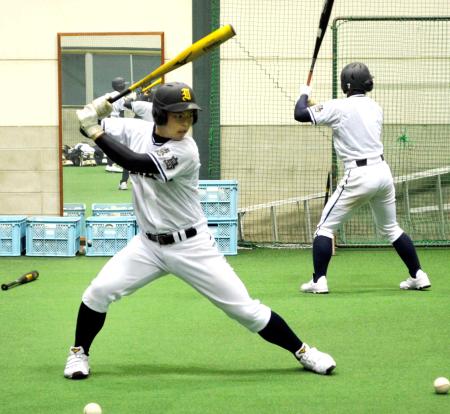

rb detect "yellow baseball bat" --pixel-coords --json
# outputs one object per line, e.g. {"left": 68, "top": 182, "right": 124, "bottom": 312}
{"left": 109, "top": 24, "right": 236, "bottom": 103}
{"left": 141, "top": 78, "right": 162, "bottom": 93}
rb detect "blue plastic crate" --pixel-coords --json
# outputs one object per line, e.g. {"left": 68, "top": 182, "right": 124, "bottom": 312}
{"left": 198, "top": 180, "right": 238, "bottom": 220}
{"left": 85, "top": 216, "right": 136, "bottom": 256}
{"left": 92, "top": 203, "right": 134, "bottom": 217}
{"left": 26, "top": 216, "right": 81, "bottom": 257}
{"left": 208, "top": 219, "right": 238, "bottom": 255}
{"left": 0, "top": 215, "right": 27, "bottom": 256}
{"left": 63, "top": 203, "right": 86, "bottom": 236}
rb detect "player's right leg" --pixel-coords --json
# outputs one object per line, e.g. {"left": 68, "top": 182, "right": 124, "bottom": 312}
{"left": 64, "top": 234, "right": 167, "bottom": 379}
{"left": 301, "top": 169, "right": 368, "bottom": 293}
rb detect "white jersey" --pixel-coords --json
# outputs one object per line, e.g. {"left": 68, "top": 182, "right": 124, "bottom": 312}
{"left": 109, "top": 91, "right": 126, "bottom": 117}
{"left": 102, "top": 117, "right": 206, "bottom": 234}
{"left": 307, "top": 95, "right": 383, "bottom": 162}
{"left": 131, "top": 101, "right": 153, "bottom": 121}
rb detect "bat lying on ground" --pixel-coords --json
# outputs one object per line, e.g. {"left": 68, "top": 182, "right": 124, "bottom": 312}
{"left": 1, "top": 271, "right": 39, "bottom": 291}
{"left": 109, "top": 24, "right": 236, "bottom": 103}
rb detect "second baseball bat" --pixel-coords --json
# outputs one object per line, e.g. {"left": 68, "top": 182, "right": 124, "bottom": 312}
{"left": 306, "top": 0, "right": 335, "bottom": 86}
{"left": 1, "top": 270, "right": 39, "bottom": 291}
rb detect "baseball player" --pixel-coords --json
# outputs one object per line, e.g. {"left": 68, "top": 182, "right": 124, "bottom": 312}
{"left": 294, "top": 62, "right": 431, "bottom": 294}
{"left": 63, "top": 82, "right": 336, "bottom": 379}
{"left": 124, "top": 90, "right": 155, "bottom": 122}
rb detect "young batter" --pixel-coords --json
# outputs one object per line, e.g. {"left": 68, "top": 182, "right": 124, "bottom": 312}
{"left": 294, "top": 62, "right": 430, "bottom": 294}
{"left": 64, "top": 82, "right": 336, "bottom": 379}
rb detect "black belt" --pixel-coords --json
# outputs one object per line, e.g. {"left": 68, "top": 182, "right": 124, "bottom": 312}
{"left": 356, "top": 154, "right": 384, "bottom": 167}
{"left": 146, "top": 227, "right": 197, "bottom": 245}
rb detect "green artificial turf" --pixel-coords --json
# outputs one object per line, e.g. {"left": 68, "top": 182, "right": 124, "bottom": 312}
{"left": 0, "top": 247, "right": 449, "bottom": 413}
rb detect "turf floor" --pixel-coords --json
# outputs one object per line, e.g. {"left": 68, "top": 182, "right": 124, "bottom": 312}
{"left": 0, "top": 247, "right": 449, "bottom": 413}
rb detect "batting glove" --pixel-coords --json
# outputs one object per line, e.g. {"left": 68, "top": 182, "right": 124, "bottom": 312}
{"left": 76, "top": 104, "right": 104, "bottom": 141}
{"left": 92, "top": 95, "right": 114, "bottom": 119}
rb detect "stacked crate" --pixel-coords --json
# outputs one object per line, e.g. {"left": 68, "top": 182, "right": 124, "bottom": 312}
{"left": 25, "top": 216, "right": 81, "bottom": 256}
{"left": 63, "top": 203, "right": 86, "bottom": 237}
{"left": 85, "top": 203, "right": 136, "bottom": 256}
{"left": 198, "top": 180, "right": 238, "bottom": 255}
{"left": 0, "top": 216, "right": 27, "bottom": 256}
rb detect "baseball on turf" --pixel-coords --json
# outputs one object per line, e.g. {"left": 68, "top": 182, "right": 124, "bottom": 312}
{"left": 84, "top": 402, "right": 102, "bottom": 414}
{"left": 433, "top": 377, "right": 450, "bottom": 394}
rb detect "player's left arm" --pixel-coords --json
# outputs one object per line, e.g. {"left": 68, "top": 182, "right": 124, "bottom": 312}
{"left": 294, "top": 85, "right": 313, "bottom": 123}
{"left": 95, "top": 134, "right": 159, "bottom": 174}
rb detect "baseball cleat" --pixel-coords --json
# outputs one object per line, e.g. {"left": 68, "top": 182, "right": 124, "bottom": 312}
{"left": 296, "top": 343, "right": 336, "bottom": 375}
{"left": 105, "top": 164, "right": 123, "bottom": 173}
{"left": 64, "top": 346, "right": 90, "bottom": 379}
{"left": 399, "top": 269, "right": 431, "bottom": 290}
{"left": 118, "top": 181, "right": 128, "bottom": 190}
{"left": 300, "top": 276, "right": 329, "bottom": 294}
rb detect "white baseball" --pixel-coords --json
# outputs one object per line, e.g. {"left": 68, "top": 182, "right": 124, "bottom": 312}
{"left": 433, "top": 377, "right": 450, "bottom": 394}
{"left": 84, "top": 402, "right": 102, "bottom": 414}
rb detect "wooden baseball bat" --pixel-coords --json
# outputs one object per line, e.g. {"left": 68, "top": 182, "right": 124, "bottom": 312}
{"left": 141, "top": 78, "right": 162, "bottom": 93}
{"left": 306, "top": 0, "right": 335, "bottom": 86}
{"left": 109, "top": 24, "right": 236, "bottom": 103}
{"left": 1, "top": 270, "right": 39, "bottom": 291}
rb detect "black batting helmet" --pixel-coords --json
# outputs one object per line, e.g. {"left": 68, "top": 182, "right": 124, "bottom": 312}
{"left": 152, "top": 82, "right": 201, "bottom": 125}
{"left": 112, "top": 77, "right": 128, "bottom": 92}
{"left": 340, "top": 62, "right": 374, "bottom": 94}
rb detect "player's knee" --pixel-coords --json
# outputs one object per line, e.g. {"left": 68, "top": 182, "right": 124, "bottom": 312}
{"left": 315, "top": 228, "right": 334, "bottom": 239}
{"left": 224, "top": 302, "right": 272, "bottom": 333}
{"left": 377, "top": 224, "right": 403, "bottom": 244}
{"left": 82, "top": 282, "right": 119, "bottom": 313}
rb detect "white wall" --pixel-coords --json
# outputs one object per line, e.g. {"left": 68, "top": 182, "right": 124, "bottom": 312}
{"left": 0, "top": 0, "right": 193, "bottom": 214}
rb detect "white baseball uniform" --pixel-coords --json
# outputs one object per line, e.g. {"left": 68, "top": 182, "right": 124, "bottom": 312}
{"left": 308, "top": 94, "right": 403, "bottom": 243}
{"left": 83, "top": 118, "right": 271, "bottom": 332}
{"left": 130, "top": 101, "right": 154, "bottom": 121}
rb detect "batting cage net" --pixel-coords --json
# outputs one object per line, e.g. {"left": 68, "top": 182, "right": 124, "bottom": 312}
{"left": 210, "top": 0, "right": 450, "bottom": 247}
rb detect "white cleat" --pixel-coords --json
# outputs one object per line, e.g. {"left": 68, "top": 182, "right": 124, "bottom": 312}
{"left": 296, "top": 343, "right": 336, "bottom": 375}
{"left": 64, "top": 346, "right": 90, "bottom": 379}
{"left": 300, "top": 276, "right": 329, "bottom": 294}
{"left": 105, "top": 164, "right": 123, "bottom": 173}
{"left": 118, "top": 181, "right": 128, "bottom": 190}
{"left": 400, "top": 269, "right": 431, "bottom": 290}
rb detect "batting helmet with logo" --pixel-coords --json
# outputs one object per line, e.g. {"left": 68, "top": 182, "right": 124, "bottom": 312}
{"left": 340, "top": 62, "right": 374, "bottom": 94}
{"left": 152, "top": 82, "right": 201, "bottom": 125}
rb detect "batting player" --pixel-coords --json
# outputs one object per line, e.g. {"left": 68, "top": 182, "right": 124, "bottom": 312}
{"left": 294, "top": 62, "right": 430, "bottom": 294}
{"left": 64, "top": 82, "right": 336, "bottom": 379}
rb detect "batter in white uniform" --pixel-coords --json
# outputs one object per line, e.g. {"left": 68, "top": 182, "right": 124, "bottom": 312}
{"left": 64, "top": 82, "right": 336, "bottom": 379}
{"left": 294, "top": 62, "right": 430, "bottom": 294}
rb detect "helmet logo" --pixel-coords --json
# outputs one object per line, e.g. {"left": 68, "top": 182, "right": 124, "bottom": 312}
{"left": 181, "top": 88, "right": 192, "bottom": 102}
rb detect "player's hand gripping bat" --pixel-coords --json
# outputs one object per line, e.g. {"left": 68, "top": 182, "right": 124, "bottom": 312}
{"left": 108, "top": 24, "right": 236, "bottom": 103}
{"left": 306, "top": 0, "right": 335, "bottom": 86}
{"left": 1, "top": 270, "right": 39, "bottom": 291}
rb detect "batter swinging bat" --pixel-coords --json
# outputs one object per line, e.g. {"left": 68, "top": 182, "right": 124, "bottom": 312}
{"left": 1, "top": 270, "right": 39, "bottom": 291}
{"left": 109, "top": 24, "right": 236, "bottom": 103}
{"left": 141, "top": 78, "right": 162, "bottom": 94}
{"left": 306, "top": 0, "right": 335, "bottom": 86}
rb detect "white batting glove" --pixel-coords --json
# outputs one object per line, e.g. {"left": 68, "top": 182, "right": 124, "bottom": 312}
{"left": 299, "top": 84, "right": 312, "bottom": 97}
{"left": 92, "top": 95, "right": 114, "bottom": 119}
{"left": 76, "top": 104, "right": 104, "bottom": 140}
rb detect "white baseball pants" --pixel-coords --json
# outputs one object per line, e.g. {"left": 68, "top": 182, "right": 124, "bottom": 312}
{"left": 82, "top": 230, "right": 271, "bottom": 332}
{"left": 316, "top": 160, "right": 403, "bottom": 243}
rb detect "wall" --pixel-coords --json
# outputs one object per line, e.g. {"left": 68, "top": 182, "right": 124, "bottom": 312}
{"left": 0, "top": 0, "right": 193, "bottom": 215}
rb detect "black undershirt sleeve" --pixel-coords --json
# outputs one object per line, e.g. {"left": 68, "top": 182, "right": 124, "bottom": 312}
{"left": 95, "top": 133, "right": 159, "bottom": 174}
{"left": 294, "top": 94, "right": 313, "bottom": 123}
